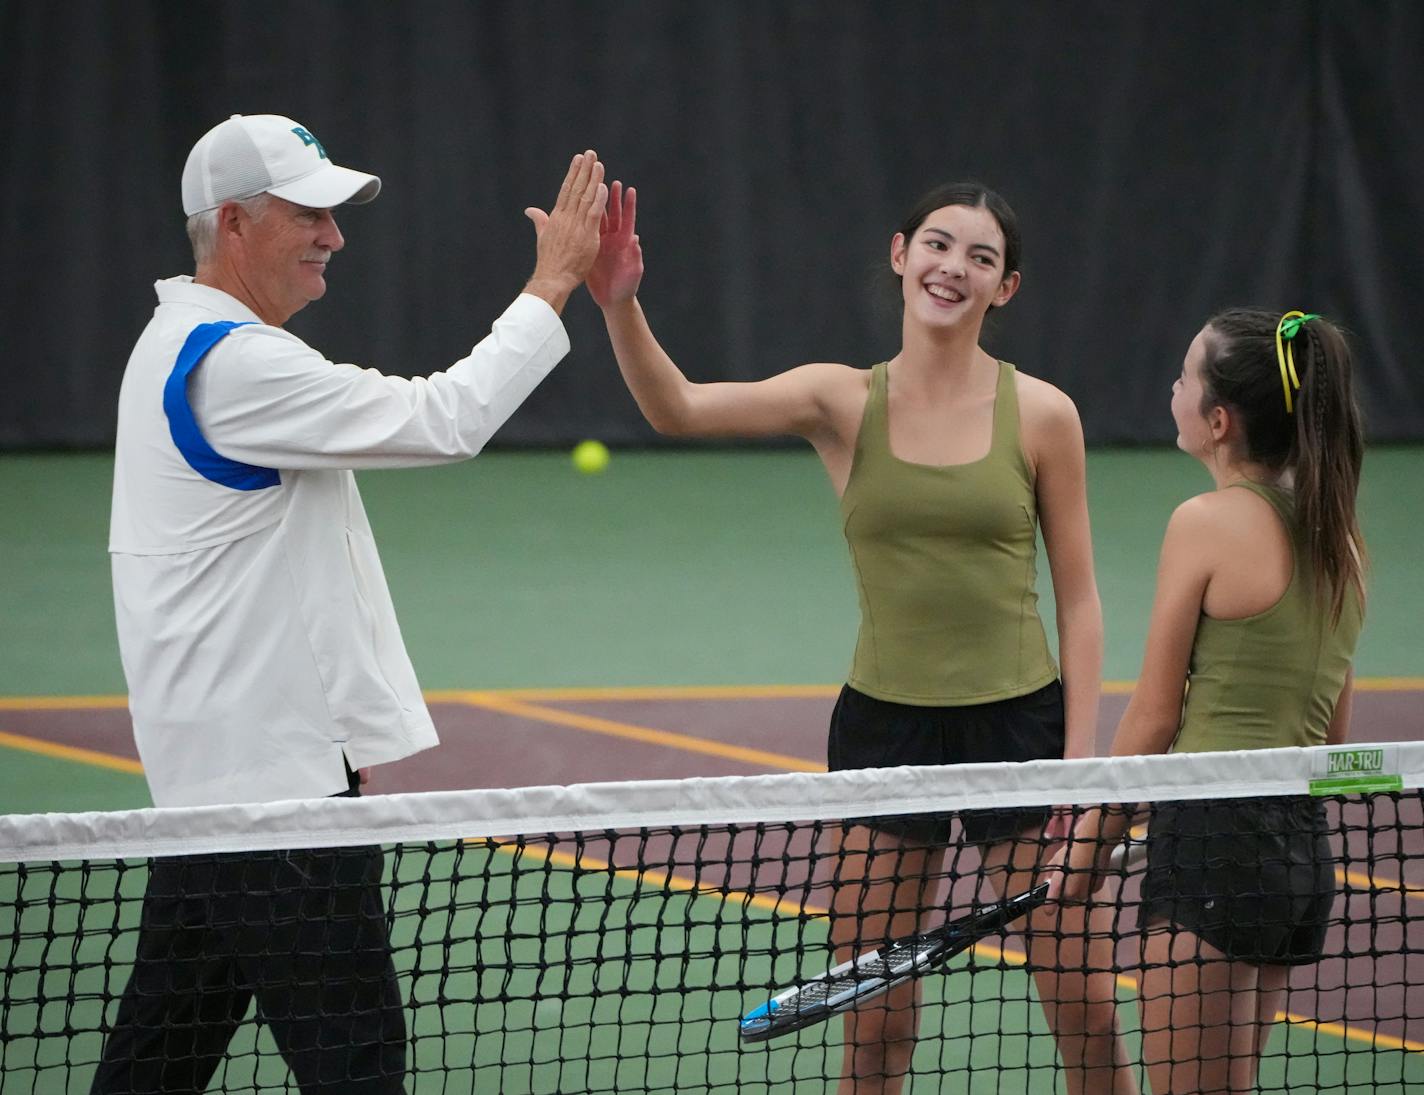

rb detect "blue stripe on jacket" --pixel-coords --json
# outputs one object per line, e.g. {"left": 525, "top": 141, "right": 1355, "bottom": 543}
{"left": 163, "top": 321, "right": 280, "bottom": 491}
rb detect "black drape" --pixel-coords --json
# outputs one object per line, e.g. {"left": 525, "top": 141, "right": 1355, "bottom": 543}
{"left": 2, "top": 1, "right": 1421, "bottom": 447}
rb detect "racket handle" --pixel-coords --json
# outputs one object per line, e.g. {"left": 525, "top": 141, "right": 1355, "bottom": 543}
{"left": 1106, "top": 832, "right": 1148, "bottom": 871}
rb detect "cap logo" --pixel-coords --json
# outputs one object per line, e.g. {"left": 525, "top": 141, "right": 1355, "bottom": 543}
{"left": 290, "top": 126, "right": 328, "bottom": 160}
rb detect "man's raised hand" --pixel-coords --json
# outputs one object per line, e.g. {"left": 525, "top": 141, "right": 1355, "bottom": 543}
{"left": 524, "top": 150, "right": 608, "bottom": 312}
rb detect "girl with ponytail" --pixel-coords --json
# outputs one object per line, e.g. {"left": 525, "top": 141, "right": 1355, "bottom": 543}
{"left": 1052, "top": 309, "right": 1365, "bottom": 1094}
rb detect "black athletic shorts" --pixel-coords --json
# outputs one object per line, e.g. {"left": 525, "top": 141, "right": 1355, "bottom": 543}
{"left": 1140, "top": 795, "right": 1335, "bottom": 966}
{"left": 826, "top": 679, "right": 1065, "bottom": 846}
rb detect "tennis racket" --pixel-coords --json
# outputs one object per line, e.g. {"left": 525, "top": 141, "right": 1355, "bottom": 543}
{"left": 738, "top": 824, "right": 1150, "bottom": 1043}
{"left": 738, "top": 882, "right": 1048, "bottom": 1042}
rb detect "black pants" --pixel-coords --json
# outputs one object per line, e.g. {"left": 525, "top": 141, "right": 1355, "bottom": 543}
{"left": 90, "top": 780, "right": 406, "bottom": 1094}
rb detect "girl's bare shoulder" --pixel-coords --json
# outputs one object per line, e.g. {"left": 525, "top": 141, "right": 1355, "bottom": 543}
{"left": 1012, "top": 369, "right": 1084, "bottom": 459}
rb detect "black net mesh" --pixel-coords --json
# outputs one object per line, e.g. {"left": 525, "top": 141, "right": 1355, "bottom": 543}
{"left": 2, "top": 768, "right": 1422, "bottom": 1093}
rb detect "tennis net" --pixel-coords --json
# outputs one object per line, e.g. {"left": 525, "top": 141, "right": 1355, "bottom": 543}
{"left": 2, "top": 742, "right": 1422, "bottom": 1093}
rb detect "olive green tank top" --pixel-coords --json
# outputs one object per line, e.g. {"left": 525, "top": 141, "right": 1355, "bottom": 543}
{"left": 1173, "top": 482, "right": 1364, "bottom": 753}
{"left": 840, "top": 360, "right": 1058, "bottom": 706}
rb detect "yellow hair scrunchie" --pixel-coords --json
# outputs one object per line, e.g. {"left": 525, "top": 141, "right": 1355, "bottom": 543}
{"left": 1275, "top": 310, "right": 1321, "bottom": 414}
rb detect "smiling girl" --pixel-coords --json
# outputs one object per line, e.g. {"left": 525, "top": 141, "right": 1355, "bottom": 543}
{"left": 587, "top": 181, "right": 1132, "bottom": 1093}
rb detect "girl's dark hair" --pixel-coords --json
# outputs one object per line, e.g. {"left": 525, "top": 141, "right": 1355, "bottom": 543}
{"left": 1199, "top": 308, "right": 1366, "bottom": 619}
{"left": 894, "top": 182, "right": 1022, "bottom": 305}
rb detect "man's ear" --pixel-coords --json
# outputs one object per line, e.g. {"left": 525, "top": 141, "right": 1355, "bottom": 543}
{"left": 216, "top": 200, "right": 245, "bottom": 239}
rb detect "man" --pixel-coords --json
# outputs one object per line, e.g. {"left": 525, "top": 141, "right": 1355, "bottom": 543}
{"left": 94, "top": 113, "right": 606, "bottom": 1093}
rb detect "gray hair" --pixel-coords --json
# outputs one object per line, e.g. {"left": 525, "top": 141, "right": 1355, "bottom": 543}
{"left": 186, "top": 193, "right": 273, "bottom": 265}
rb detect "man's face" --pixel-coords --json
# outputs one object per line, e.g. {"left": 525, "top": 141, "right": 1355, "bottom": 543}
{"left": 237, "top": 196, "right": 345, "bottom": 324}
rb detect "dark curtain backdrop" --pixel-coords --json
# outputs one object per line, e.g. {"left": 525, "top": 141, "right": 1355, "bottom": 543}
{"left": 2, "top": 1, "right": 1422, "bottom": 448}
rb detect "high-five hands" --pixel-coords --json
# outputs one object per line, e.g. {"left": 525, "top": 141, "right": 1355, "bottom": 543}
{"left": 586, "top": 180, "right": 644, "bottom": 309}
{"left": 524, "top": 151, "right": 608, "bottom": 313}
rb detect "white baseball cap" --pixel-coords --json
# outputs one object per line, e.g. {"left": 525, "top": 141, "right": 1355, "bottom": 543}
{"left": 181, "top": 113, "right": 381, "bottom": 216}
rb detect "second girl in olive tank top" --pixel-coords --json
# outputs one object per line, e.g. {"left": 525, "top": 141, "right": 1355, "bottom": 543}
{"left": 1052, "top": 308, "right": 1366, "bottom": 1095}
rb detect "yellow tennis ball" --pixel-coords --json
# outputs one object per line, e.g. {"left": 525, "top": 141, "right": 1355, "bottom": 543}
{"left": 571, "top": 439, "right": 610, "bottom": 475}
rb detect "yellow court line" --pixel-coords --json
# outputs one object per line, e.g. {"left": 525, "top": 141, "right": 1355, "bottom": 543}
{"left": 1295, "top": 1015, "right": 1424, "bottom": 1055}
{"left": 447, "top": 684, "right": 844, "bottom": 702}
{"left": 442, "top": 690, "right": 826, "bottom": 774}
{"left": 469, "top": 836, "right": 828, "bottom": 920}
{"left": 1105, "top": 676, "right": 1424, "bottom": 696}
{"left": 1338, "top": 866, "right": 1424, "bottom": 896}
{"left": 0, "top": 730, "right": 144, "bottom": 775}
{"left": 1354, "top": 676, "right": 1424, "bottom": 691}
{"left": 0, "top": 694, "right": 131, "bottom": 710}
{"left": 2, "top": 676, "right": 1420, "bottom": 710}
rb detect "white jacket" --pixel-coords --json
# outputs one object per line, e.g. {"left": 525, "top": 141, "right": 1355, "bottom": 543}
{"left": 109, "top": 277, "right": 569, "bottom": 806}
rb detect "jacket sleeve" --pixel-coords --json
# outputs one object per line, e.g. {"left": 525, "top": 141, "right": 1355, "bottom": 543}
{"left": 192, "top": 294, "right": 569, "bottom": 469}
